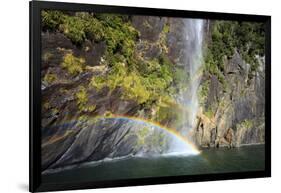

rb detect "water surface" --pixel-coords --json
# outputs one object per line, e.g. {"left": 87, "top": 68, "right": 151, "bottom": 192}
{"left": 42, "top": 145, "right": 264, "bottom": 183}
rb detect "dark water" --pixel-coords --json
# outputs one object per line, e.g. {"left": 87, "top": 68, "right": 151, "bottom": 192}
{"left": 42, "top": 145, "right": 264, "bottom": 184}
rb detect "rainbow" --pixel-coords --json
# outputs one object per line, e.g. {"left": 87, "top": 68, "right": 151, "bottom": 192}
{"left": 99, "top": 114, "right": 201, "bottom": 155}
{"left": 43, "top": 114, "right": 201, "bottom": 155}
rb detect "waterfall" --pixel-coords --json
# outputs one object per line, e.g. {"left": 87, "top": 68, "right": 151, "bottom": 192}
{"left": 183, "top": 19, "right": 204, "bottom": 133}
{"left": 170, "top": 19, "right": 204, "bottom": 154}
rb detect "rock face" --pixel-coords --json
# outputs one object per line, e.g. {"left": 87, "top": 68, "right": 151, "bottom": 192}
{"left": 42, "top": 117, "right": 185, "bottom": 171}
{"left": 42, "top": 32, "right": 106, "bottom": 69}
{"left": 41, "top": 15, "right": 186, "bottom": 171}
{"left": 42, "top": 118, "right": 142, "bottom": 170}
{"left": 192, "top": 52, "right": 265, "bottom": 148}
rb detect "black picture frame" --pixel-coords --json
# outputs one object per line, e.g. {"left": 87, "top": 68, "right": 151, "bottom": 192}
{"left": 29, "top": 1, "right": 271, "bottom": 192}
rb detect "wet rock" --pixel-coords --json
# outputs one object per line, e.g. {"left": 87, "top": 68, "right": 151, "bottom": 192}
{"left": 42, "top": 118, "right": 173, "bottom": 171}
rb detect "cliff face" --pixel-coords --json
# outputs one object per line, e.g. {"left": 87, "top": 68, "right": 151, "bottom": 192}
{"left": 192, "top": 52, "right": 265, "bottom": 148}
{"left": 41, "top": 13, "right": 186, "bottom": 171}
{"left": 192, "top": 21, "right": 265, "bottom": 148}
{"left": 41, "top": 11, "right": 265, "bottom": 171}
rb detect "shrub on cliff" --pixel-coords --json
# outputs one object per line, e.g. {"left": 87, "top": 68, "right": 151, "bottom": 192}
{"left": 42, "top": 10, "right": 65, "bottom": 31}
{"left": 205, "top": 21, "right": 265, "bottom": 78}
{"left": 61, "top": 53, "right": 85, "bottom": 75}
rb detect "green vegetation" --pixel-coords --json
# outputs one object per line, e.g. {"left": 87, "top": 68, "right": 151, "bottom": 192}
{"left": 61, "top": 53, "right": 85, "bottom": 75}
{"left": 158, "top": 23, "right": 170, "bottom": 53}
{"left": 41, "top": 10, "right": 266, "bottom": 156}
{"left": 42, "top": 11, "right": 138, "bottom": 63}
{"left": 90, "top": 55, "right": 178, "bottom": 105}
{"left": 122, "top": 72, "right": 151, "bottom": 103}
{"left": 201, "top": 21, "right": 265, "bottom": 117}
{"left": 76, "top": 86, "right": 88, "bottom": 111}
{"left": 75, "top": 86, "right": 96, "bottom": 112}
{"left": 42, "top": 11, "right": 66, "bottom": 31}
{"left": 43, "top": 72, "right": 57, "bottom": 84}
{"left": 103, "top": 111, "right": 113, "bottom": 117}
{"left": 43, "top": 11, "right": 185, "bottom": 115}
{"left": 204, "top": 21, "right": 265, "bottom": 81}
{"left": 61, "top": 16, "right": 87, "bottom": 44}
{"left": 154, "top": 105, "right": 181, "bottom": 125}
{"left": 42, "top": 11, "right": 258, "bottom": 127}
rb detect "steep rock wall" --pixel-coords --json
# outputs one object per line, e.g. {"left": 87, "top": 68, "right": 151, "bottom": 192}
{"left": 193, "top": 52, "right": 265, "bottom": 148}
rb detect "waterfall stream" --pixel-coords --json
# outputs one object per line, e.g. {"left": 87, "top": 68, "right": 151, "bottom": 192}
{"left": 170, "top": 19, "right": 204, "bottom": 153}
{"left": 184, "top": 19, "right": 204, "bottom": 132}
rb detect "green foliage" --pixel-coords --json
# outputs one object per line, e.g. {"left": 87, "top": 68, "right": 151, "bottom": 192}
{"left": 158, "top": 24, "right": 170, "bottom": 53}
{"left": 61, "top": 53, "right": 85, "bottom": 75}
{"left": 60, "top": 16, "right": 86, "bottom": 44}
{"left": 43, "top": 11, "right": 178, "bottom": 106}
{"left": 210, "top": 21, "right": 236, "bottom": 70}
{"left": 76, "top": 12, "right": 105, "bottom": 41}
{"left": 42, "top": 11, "right": 139, "bottom": 58}
{"left": 41, "top": 10, "right": 65, "bottom": 31}
{"left": 104, "top": 111, "right": 113, "bottom": 117}
{"left": 103, "top": 63, "right": 127, "bottom": 91}
{"left": 122, "top": 72, "right": 151, "bottom": 103}
{"left": 140, "top": 56, "right": 174, "bottom": 93}
{"left": 43, "top": 72, "right": 57, "bottom": 84}
{"left": 90, "top": 55, "right": 176, "bottom": 105}
{"left": 101, "top": 20, "right": 139, "bottom": 66}
{"left": 234, "top": 22, "right": 265, "bottom": 71}
{"left": 163, "top": 24, "right": 170, "bottom": 34}
{"left": 140, "top": 59, "right": 173, "bottom": 95}
{"left": 90, "top": 75, "right": 106, "bottom": 91}
{"left": 154, "top": 105, "right": 180, "bottom": 124}
{"left": 204, "top": 21, "right": 265, "bottom": 80}
{"left": 87, "top": 105, "right": 96, "bottom": 112}
{"left": 76, "top": 86, "right": 88, "bottom": 111}
{"left": 43, "top": 11, "right": 188, "bottom": 123}
{"left": 75, "top": 86, "right": 96, "bottom": 112}
{"left": 90, "top": 63, "right": 151, "bottom": 104}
